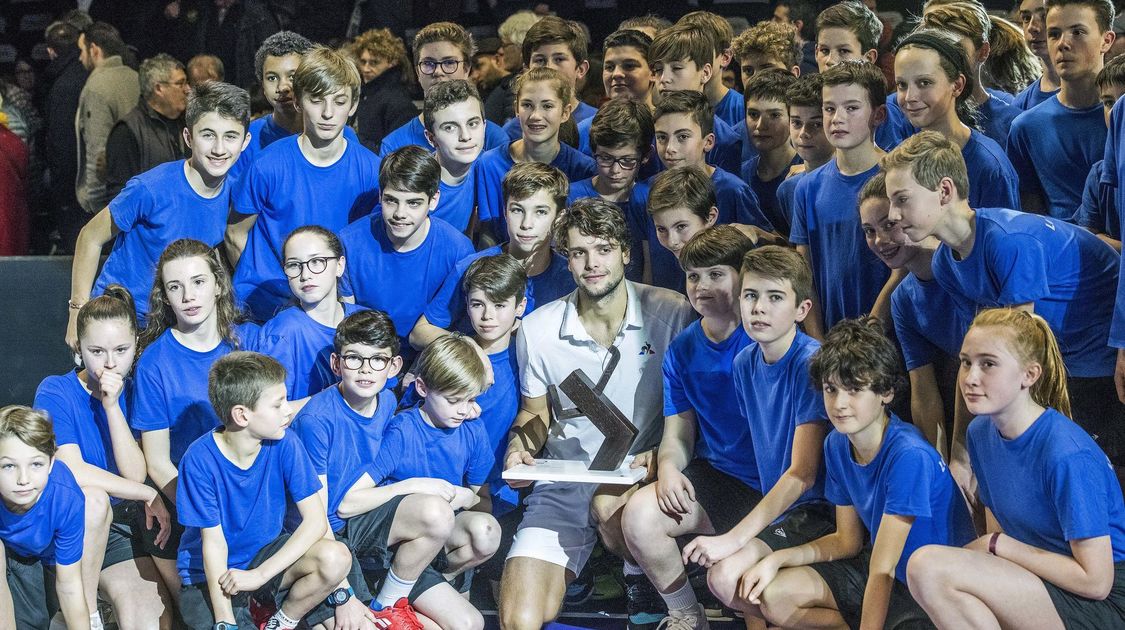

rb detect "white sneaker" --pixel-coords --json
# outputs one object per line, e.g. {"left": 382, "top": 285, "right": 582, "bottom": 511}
{"left": 656, "top": 604, "right": 711, "bottom": 630}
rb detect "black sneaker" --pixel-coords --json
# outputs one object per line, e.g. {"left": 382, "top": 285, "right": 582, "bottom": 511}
{"left": 626, "top": 573, "right": 668, "bottom": 628}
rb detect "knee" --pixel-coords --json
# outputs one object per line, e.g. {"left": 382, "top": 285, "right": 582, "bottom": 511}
{"left": 313, "top": 540, "right": 352, "bottom": 585}
{"left": 499, "top": 605, "right": 547, "bottom": 630}
{"left": 469, "top": 515, "right": 501, "bottom": 557}
{"left": 444, "top": 608, "right": 485, "bottom": 630}
{"left": 410, "top": 494, "right": 456, "bottom": 541}
{"left": 83, "top": 487, "right": 111, "bottom": 526}
{"left": 757, "top": 578, "right": 796, "bottom": 625}
{"left": 906, "top": 545, "right": 952, "bottom": 601}
{"left": 706, "top": 559, "right": 742, "bottom": 606}
{"left": 621, "top": 490, "right": 669, "bottom": 546}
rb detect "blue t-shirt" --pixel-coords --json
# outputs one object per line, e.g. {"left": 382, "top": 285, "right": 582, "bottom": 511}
{"left": 734, "top": 331, "right": 827, "bottom": 502}
{"left": 132, "top": 327, "right": 251, "bottom": 465}
{"left": 422, "top": 245, "right": 575, "bottom": 333}
{"left": 369, "top": 407, "right": 493, "bottom": 488}
{"left": 1104, "top": 99, "right": 1125, "bottom": 348}
{"left": 978, "top": 93, "right": 1020, "bottom": 146}
{"left": 712, "top": 165, "right": 771, "bottom": 229}
{"left": 95, "top": 160, "right": 231, "bottom": 320}
{"left": 380, "top": 116, "right": 509, "bottom": 157}
{"left": 789, "top": 160, "right": 890, "bottom": 329}
{"left": 731, "top": 119, "right": 761, "bottom": 167}
{"left": 568, "top": 178, "right": 650, "bottom": 282}
{"left": 502, "top": 101, "right": 598, "bottom": 141}
{"left": 963, "top": 130, "right": 1021, "bottom": 210}
{"left": 338, "top": 214, "right": 474, "bottom": 352}
{"left": 290, "top": 386, "right": 396, "bottom": 532}
{"left": 1007, "top": 96, "right": 1106, "bottom": 220}
{"left": 824, "top": 417, "right": 975, "bottom": 583}
{"left": 709, "top": 115, "right": 744, "bottom": 175}
{"left": 433, "top": 168, "right": 476, "bottom": 233}
{"left": 1073, "top": 159, "right": 1119, "bottom": 240}
{"left": 257, "top": 302, "right": 366, "bottom": 400}
{"left": 0, "top": 462, "right": 85, "bottom": 565}
{"left": 969, "top": 408, "right": 1125, "bottom": 562}
{"left": 663, "top": 321, "right": 758, "bottom": 488}
{"left": 1011, "top": 77, "right": 1059, "bottom": 111}
{"left": 741, "top": 154, "right": 802, "bottom": 237}
{"left": 176, "top": 430, "right": 321, "bottom": 584}
{"left": 714, "top": 89, "right": 745, "bottom": 130}
{"left": 891, "top": 274, "right": 973, "bottom": 372}
{"left": 775, "top": 171, "right": 804, "bottom": 235}
{"left": 876, "top": 93, "right": 917, "bottom": 152}
{"left": 232, "top": 136, "right": 381, "bottom": 321}
{"left": 932, "top": 207, "right": 1118, "bottom": 377}
{"left": 476, "top": 348, "right": 521, "bottom": 515}
{"left": 474, "top": 143, "right": 597, "bottom": 238}
{"left": 35, "top": 371, "right": 135, "bottom": 480}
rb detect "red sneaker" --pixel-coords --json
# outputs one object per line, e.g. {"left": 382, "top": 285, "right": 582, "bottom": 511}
{"left": 369, "top": 598, "right": 424, "bottom": 630}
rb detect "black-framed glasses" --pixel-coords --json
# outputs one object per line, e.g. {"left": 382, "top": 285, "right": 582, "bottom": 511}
{"left": 417, "top": 59, "right": 464, "bottom": 75}
{"left": 283, "top": 256, "right": 337, "bottom": 278}
{"left": 339, "top": 354, "right": 392, "bottom": 371}
{"left": 159, "top": 79, "right": 189, "bottom": 89}
{"left": 594, "top": 153, "right": 641, "bottom": 170}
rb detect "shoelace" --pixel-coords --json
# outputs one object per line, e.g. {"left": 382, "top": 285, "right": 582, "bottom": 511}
{"left": 655, "top": 609, "right": 707, "bottom": 630}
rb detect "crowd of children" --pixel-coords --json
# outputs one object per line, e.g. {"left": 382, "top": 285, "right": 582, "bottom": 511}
{"left": 5, "top": 0, "right": 1125, "bottom": 628}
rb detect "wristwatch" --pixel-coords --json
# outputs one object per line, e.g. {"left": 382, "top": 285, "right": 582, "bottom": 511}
{"left": 325, "top": 586, "right": 355, "bottom": 607}
{"left": 213, "top": 623, "right": 237, "bottom": 630}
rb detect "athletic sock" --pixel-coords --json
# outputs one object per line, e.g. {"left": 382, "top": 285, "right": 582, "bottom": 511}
{"left": 374, "top": 568, "right": 416, "bottom": 609}
{"left": 622, "top": 560, "right": 643, "bottom": 576}
{"left": 660, "top": 579, "right": 700, "bottom": 613}
{"left": 267, "top": 608, "right": 300, "bottom": 630}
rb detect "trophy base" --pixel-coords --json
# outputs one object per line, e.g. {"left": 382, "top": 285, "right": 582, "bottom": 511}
{"left": 502, "top": 456, "right": 646, "bottom": 485}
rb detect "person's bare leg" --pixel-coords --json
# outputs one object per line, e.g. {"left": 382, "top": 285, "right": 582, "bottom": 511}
{"left": 442, "top": 511, "right": 500, "bottom": 576}
{"left": 99, "top": 558, "right": 173, "bottom": 629}
{"left": 81, "top": 487, "right": 111, "bottom": 614}
{"left": 758, "top": 566, "right": 848, "bottom": 629}
{"left": 498, "top": 557, "right": 570, "bottom": 630}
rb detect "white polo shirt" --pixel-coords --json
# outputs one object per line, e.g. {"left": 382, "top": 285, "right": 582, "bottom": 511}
{"left": 515, "top": 280, "right": 695, "bottom": 463}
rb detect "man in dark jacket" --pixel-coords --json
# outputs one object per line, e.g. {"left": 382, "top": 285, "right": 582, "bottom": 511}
{"left": 42, "top": 20, "right": 88, "bottom": 252}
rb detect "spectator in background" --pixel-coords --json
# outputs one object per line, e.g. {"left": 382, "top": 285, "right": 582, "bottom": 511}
{"left": 187, "top": 54, "right": 225, "bottom": 86}
{"left": 485, "top": 10, "right": 543, "bottom": 124}
{"left": 772, "top": 0, "right": 820, "bottom": 75}
{"left": 42, "top": 20, "right": 88, "bottom": 253}
{"left": 104, "top": 54, "right": 188, "bottom": 200}
{"left": 349, "top": 28, "right": 417, "bottom": 153}
{"left": 0, "top": 98, "right": 30, "bottom": 255}
{"left": 194, "top": 0, "right": 242, "bottom": 86}
{"left": 472, "top": 37, "right": 510, "bottom": 101}
{"left": 75, "top": 22, "right": 139, "bottom": 216}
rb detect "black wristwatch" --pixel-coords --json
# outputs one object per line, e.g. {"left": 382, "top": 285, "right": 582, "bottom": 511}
{"left": 326, "top": 586, "right": 354, "bottom": 607}
{"left": 213, "top": 623, "right": 237, "bottom": 630}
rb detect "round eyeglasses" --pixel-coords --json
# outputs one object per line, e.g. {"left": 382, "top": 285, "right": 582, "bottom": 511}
{"left": 417, "top": 59, "right": 464, "bottom": 75}
{"left": 283, "top": 256, "right": 337, "bottom": 278}
{"left": 594, "top": 153, "right": 641, "bottom": 170}
{"left": 339, "top": 354, "right": 392, "bottom": 371}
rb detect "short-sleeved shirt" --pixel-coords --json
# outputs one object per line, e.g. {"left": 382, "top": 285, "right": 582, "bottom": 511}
{"left": 1011, "top": 77, "right": 1059, "bottom": 111}
{"left": 1073, "top": 159, "right": 1119, "bottom": 240}
{"left": 369, "top": 407, "right": 493, "bottom": 487}
{"left": 1105, "top": 99, "right": 1125, "bottom": 348}
{"left": 501, "top": 101, "right": 598, "bottom": 141}
{"left": 35, "top": 371, "right": 135, "bottom": 480}
{"left": 568, "top": 178, "right": 651, "bottom": 282}
{"left": 1007, "top": 96, "right": 1106, "bottom": 220}
{"left": 735, "top": 332, "right": 826, "bottom": 501}
{"left": 789, "top": 160, "right": 890, "bottom": 329}
{"left": 0, "top": 462, "right": 85, "bottom": 565}
{"left": 709, "top": 115, "right": 745, "bottom": 176}
{"left": 380, "top": 116, "right": 508, "bottom": 157}
{"left": 825, "top": 417, "right": 975, "bottom": 583}
{"left": 932, "top": 207, "right": 1118, "bottom": 377}
{"left": 95, "top": 160, "right": 231, "bottom": 319}
{"left": 433, "top": 169, "right": 476, "bottom": 233}
{"left": 257, "top": 303, "right": 366, "bottom": 400}
{"left": 775, "top": 171, "right": 803, "bottom": 235}
{"left": 477, "top": 347, "right": 521, "bottom": 514}
{"left": 232, "top": 136, "right": 381, "bottom": 321}
{"left": 712, "top": 165, "right": 771, "bottom": 230}
{"left": 891, "top": 274, "right": 973, "bottom": 371}
{"left": 226, "top": 115, "right": 361, "bottom": 193}
{"left": 290, "top": 386, "right": 396, "bottom": 532}
{"left": 663, "top": 321, "right": 757, "bottom": 488}
{"left": 741, "top": 154, "right": 803, "bottom": 236}
{"left": 713, "top": 89, "right": 745, "bottom": 130}
{"left": 516, "top": 281, "right": 696, "bottom": 461}
{"left": 176, "top": 430, "right": 321, "bottom": 584}
{"left": 338, "top": 214, "right": 474, "bottom": 353}
{"left": 969, "top": 408, "right": 1125, "bottom": 562}
{"left": 962, "top": 130, "right": 1021, "bottom": 210}
{"left": 978, "top": 93, "right": 1020, "bottom": 146}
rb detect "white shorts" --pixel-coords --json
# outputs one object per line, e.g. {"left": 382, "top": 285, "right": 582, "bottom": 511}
{"left": 506, "top": 481, "right": 598, "bottom": 576}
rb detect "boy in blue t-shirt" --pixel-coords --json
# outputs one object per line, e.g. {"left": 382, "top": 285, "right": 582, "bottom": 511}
{"left": 381, "top": 22, "right": 509, "bottom": 157}
{"left": 576, "top": 29, "right": 657, "bottom": 157}
{"left": 740, "top": 319, "right": 973, "bottom": 630}
{"left": 0, "top": 407, "right": 91, "bottom": 630}
{"left": 1005, "top": 0, "right": 1115, "bottom": 218}
{"left": 176, "top": 352, "right": 350, "bottom": 630}
{"left": 339, "top": 146, "right": 474, "bottom": 360}
{"left": 675, "top": 11, "right": 745, "bottom": 132}
{"left": 776, "top": 74, "right": 836, "bottom": 231}
{"left": 1012, "top": 0, "right": 1061, "bottom": 110}
{"left": 67, "top": 81, "right": 251, "bottom": 344}
{"left": 620, "top": 227, "right": 762, "bottom": 626}
{"left": 421, "top": 80, "right": 485, "bottom": 234}
{"left": 741, "top": 70, "right": 802, "bottom": 237}
{"left": 1072, "top": 56, "right": 1125, "bottom": 250}
{"left": 291, "top": 310, "right": 480, "bottom": 627}
{"left": 227, "top": 46, "right": 381, "bottom": 322}
{"left": 729, "top": 21, "right": 803, "bottom": 167}
{"left": 411, "top": 162, "right": 574, "bottom": 349}
{"left": 885, "top": 129, "right": 1125, "bottom": 465}
{"left": 790, "top": 60, "right": 899, "bottom": 340}
{"left": 646, "top": 165, "right": 720, "bottom": 293}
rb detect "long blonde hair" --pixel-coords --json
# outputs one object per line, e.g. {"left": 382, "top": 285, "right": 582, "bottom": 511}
{"left": 968, "top": 308, "right": 1070, "bottom": 417}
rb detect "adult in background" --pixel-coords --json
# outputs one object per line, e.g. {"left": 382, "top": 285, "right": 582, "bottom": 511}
{"left": 349, "top": 28, "right": 417, "bottom": 153}
{"left": 41, "top": 20, "right": 87, "bottom": 252}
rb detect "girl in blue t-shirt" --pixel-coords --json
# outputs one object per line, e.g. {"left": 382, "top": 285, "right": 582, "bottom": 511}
{"left": 132, "top": 238, "right": 256, "bottom": 591}
{"left": 34, "top": 287, "right": 174, "bottom": 627}
{"left": 259, "top": 226, "right": 363, "bottom": 400}
{"left": 0, "top": 406, "right": 92, "bottom": 629}
{"left": 908, "top": 308, "right": 1125, "bottom": 629}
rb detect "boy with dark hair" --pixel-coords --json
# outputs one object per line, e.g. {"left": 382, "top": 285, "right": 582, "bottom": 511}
{"left": 380, "top": 22, "right": 510, "bottom": 157}
{"left": 742, "top": 70, "right": 802, "bottom": 236}
{"left": 228, "top": 46, "right": 382, "bottom": 322}
{"left": 646, "top": 165, "right": 719, "bottom": 293}
{"left": 421, "top": 79, "right": 487, "bottom": 233}
{"left": 291, "top": 310, "right": 474, "bottom": 627}
{"left": 730, "top": 22, "right": 802, "bottom": 167}
{"left": 67, "top": 81, "right": 252, "bottom": 346}
{"left": 677, "top": 11, "right": 743, "bottom": 129}
{"left": 773, "top": 0, "right": 821, "bottom": 75}
{"left": 1006, "top": 0, "right": 1116, "bottom": 218}
{"left": 411, "top": 162, "right": 575, "bottom": 348}
{"left": 176, "top": 352, "right": 351, "bottom": 630}
{"left": 777, "top": 74, "right": 835, "bottom": 227}
{"left": 1074, "top": 55, "right": 1125, "bottom": 250}
{"left": 789, "top": 60, "right": 899, "bottom": 340}
{"left": 619, "top": 14, "right": 672, "bottom": 39}
{"left": 621, "top": 226, "right": 760, "bottom": 627}
{"left": 1013, "top": 0, "right": 1061, "bottom": 109}
{"left": 576, "top": 29, "right": 657, "bottom": 157}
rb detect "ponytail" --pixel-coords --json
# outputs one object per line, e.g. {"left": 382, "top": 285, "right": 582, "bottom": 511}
{"left": 982, "top": 16, "right": 1041, "bottom": 95}
{"left": 77, "top": 283, "right": 138, "bottom": 341}
{"left": 969, "top": 308, "right": 1071, "bottom": 418}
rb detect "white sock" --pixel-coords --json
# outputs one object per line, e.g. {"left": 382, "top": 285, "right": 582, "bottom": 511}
{"left": 268, "top": 608, "right": 300, "bottom": 630}
{"left": 89, "top": 611, "right": 105, "bottom": 630}
{"left": 661, "top": 580, "right": 699, "bottom": 613}
{"left": 374, "top": 568, "right": 416, "bottom": 609}
{"left": 623, "top": 560, "right": 643, "bottom": 576}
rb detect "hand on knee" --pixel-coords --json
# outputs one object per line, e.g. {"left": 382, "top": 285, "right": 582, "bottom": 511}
{"left": 409, "top": 494, "right": 456, "bottom": 543}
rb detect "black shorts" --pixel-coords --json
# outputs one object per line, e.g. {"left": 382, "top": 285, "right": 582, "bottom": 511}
{"left": 110, "top": 493, "right": 181, "bottom": 562}
{"left": 1043, "top": 560, "right": 1125, "bottom": 629}
{"left": 808, "top": 549, "right": 935, "bottom": 630}
{"left": 6, "top": 552, "right": 50, "bottom": 630}
{"left": 339, "top": 495, "right": 447, "bottom": 600}
{"left": 1068, "top": 376, "right": 1125, "bottom": 466}
{"left": 757, "top": 501, "right": 836, "bottom": 551}
{"left": 179, "top": 533, "right": 335, "bottom": 629}
{"left": 681, "top": 459, "right": 763, "bottom": 535}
